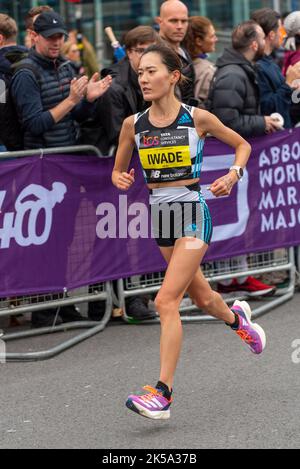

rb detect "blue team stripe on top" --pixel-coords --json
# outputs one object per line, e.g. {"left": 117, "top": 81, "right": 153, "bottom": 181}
{"left": 204, "top": 202, "right": 213, "bottom": 244}
{"left": 194, "top": 139, "right": 204, "bottom": 178}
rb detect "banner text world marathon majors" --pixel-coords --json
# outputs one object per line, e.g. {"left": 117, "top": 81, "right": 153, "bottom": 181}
{"left": 258, "top": 139, "right": 300, "bottom": 231}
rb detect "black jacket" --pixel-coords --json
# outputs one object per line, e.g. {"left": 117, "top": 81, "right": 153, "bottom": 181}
{"left": 206, "top": 48, "right": 265, "bottom": 137}
{"left": 80, "top": 57, "right": 148, "bottom": 154}
{"left": 177, "top": 47, "right": 195, "bottom": 104}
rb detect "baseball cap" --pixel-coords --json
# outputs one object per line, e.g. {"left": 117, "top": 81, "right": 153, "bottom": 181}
{"left": 284, "top": 11, "right": 300, "bottom": 37}
{"left": 33, "top": 11, "right": 68, "bottom": 38}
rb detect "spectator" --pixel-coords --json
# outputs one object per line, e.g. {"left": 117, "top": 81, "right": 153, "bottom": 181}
{"left": 206, "top": 20, "right": 281, "bottom": 137}
{"left": 61, "top": 41, "right": 84, "bottom": 76}
{"left": 282, "top": 11, "right": 300, "bottom": 125}
{"left": 184, "top": 16, "right": 217, "bottom": 108}
{"left": 11, "top": 10, "right": 111, "bottom": 150}
{"left": 81, "top": 25, "right": 161, "bottom": 322}
{"left": 282, "top": 11, "right": 300, "bottom": 76}
{"left": 156, "top": 0, "right": 195, "bottom": 104}
{"left": 0, "top": 13, "right": 27, "bottom": 151}
{"left": 92, "top": 26, "right": 161, "bottom": 154}
{"left": 24, "top": 5, "right": 53, "bottom": 49}
{"left": 10, "top": 10, "right": 111, "bottom": 327}
{"left": 251, "top": 8, "right": 300, "bottom": 129}
{"left": 207, "top": 21, "right": 277, "bottom": 297}
{"left": 68, "top": 30, "right": 99, "bottom": 79}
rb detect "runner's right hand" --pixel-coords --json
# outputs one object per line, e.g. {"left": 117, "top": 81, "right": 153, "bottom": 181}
{"left": 115, "top": 169, "right": 135, "bottom": 190}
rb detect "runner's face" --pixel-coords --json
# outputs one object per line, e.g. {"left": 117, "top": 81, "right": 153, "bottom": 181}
{"left": 138, "top": 52, "right": 179, "bottom": 101}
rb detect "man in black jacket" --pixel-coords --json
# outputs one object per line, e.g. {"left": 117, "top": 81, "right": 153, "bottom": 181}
{"left": 206, "top": 20, "right": 281, "bottom": 137}
{"left": 207, "top": 21, "right": 279, "bottom": 298}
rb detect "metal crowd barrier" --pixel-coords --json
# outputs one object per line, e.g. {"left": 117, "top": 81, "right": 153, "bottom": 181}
{"left": 0, "top": 146, "right": 112, "bottom": 361}
{"left": 117, "top": 247, "right": 296, "bottom": 323}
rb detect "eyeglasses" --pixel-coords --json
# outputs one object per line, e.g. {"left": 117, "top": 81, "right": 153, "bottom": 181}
{"left": 131, "top": 47, "right": 147, "bottom": 54}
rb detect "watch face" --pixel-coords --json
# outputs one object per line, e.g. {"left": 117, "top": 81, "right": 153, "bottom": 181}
{"left": 239, "top": 167, "right": 244, "bottom": 178}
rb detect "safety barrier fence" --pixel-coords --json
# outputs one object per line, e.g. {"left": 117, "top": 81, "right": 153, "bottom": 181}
{"left": 0, "top": 146, "right": 112, "bottom": 362}
{"left": 0, "top": 134, "right": 299, "bottom": 361}
{"left": 117, "top": 248, "right": 295, "bottom": 323}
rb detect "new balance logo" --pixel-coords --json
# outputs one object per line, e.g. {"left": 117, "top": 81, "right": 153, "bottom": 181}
{"left": 178, "top": 113, "right": 192, "bottom": 124}
{"left": 151, "top": 170, "right": 161, "bottom": 179}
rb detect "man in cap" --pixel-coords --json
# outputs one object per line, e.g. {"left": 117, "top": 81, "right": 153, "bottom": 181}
{"left": 11, "top": 10, "right": 111, "bottom": 150}
{"left": 10, "top": 11, "right": 111, "bottom": 327}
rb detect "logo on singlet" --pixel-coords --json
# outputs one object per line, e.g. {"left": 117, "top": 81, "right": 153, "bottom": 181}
{"left": 143, "top": 135, "right": 160, "bottom": 147}
{"left": 151, "top": 170, "right": 161, "bottom": 179}
{"left": 178, "top": 113, "right": 192, "bottom": 124}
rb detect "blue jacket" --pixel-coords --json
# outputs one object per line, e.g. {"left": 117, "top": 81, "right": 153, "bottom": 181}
{"left": 0, "top": 44, "right": 27, "bottom": 77}
{"left": 256, "top": 54, "right": 292, "bottom": 128}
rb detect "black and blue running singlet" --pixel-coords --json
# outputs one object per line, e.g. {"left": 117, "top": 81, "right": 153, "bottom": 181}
{"left": 134, "top": 103, "right": 205, "bottom": 184}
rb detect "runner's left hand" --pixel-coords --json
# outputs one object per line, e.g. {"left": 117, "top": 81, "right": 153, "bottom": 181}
{"left": 209, "top": 171, "right": 237, "bottom": 197}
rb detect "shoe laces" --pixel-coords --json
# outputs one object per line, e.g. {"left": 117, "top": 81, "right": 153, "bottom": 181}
{"left": 236, "top": 329, "right": 255, "bottom": 344}
{"left": 140, "top": 385, "right": 172, "bottom": 403}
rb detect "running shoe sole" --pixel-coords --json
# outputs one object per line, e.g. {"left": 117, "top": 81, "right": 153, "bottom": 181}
{"left": 242, "top": 287, "right": 276, "bottom": 298}
{"left": 234, "top": 300, "right": 266, "bottom": 353}
{"left": 126, "top": 399, "right": 170, "bottom": 420}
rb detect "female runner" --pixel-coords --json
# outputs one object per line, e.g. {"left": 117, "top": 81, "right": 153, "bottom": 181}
{"left": 112, "top": 44, "right": 266, "bottom": 420}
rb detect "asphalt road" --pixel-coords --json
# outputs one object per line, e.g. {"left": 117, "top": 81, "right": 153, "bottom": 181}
{"left": 1, "top": 293, "right": 300, "bottom": 449}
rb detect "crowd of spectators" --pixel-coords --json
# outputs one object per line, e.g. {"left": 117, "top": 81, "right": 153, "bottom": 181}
{"left": 1, "top": 0, "right": 300, "bottom": 327}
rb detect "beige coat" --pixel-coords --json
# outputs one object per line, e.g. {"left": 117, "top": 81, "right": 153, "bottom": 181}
{"left": 193, "top": 57, "right": 216, "bottom": 108}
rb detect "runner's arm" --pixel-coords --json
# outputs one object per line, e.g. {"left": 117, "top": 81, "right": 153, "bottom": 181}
{"left": 112, "top": 116, "right": 136, "bottom": 190}
{"left": 194, "top": 109, "right": 251, "bottom": 197}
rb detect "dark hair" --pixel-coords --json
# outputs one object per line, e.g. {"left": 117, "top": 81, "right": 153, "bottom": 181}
{"left": 232, "top": 20, "right": 261, "bottom": 52}
{"left": 141, "top": 43, "right": 187, "bottom": 84}
{"left": 184, "top": 16, "right": 213, "bottom": 59}
{"left": 142, "top": 43, "right": 181, "bottom": 71}
{"left": 251, "top": 8, "right": 281, "bottom": 36}
{"left": 124, "top": 26, "right": 160, "bottom": 50}
{"left": 25, "top": 5, "right": 53, "bottom": 30}
{"left": 0, "top": 13, "right": 17, "bottom": 40}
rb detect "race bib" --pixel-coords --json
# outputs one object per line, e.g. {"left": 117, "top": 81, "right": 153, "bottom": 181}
{"left": 139, "top": 129, "right": 191, "bottom": 170}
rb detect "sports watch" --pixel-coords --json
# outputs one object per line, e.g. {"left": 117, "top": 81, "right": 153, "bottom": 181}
{"left": 229, "top": 165, "right": 244, "bottom": 180}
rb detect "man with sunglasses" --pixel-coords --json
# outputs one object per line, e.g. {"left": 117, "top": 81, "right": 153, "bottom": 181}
{"left": 94, "top": 25, "right": 162, "bottom": 155}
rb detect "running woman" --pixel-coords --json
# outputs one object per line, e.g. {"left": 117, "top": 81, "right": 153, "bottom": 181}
{"left": 112, "top": 44, "right": 266, "bottom": 420}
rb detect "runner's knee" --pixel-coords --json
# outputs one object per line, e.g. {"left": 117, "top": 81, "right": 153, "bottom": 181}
{"left": 154, "top": 292, "right": 181, "bottom": 315}
{"left": 192, "top": 290, "right": 216, "bottom": 310}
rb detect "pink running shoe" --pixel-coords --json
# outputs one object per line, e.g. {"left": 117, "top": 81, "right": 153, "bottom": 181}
{"left": 231, "top": 300, "right": 266, "bottom": 354}
{"left": 126, "top": 385, "right": 172, "bottom": 420}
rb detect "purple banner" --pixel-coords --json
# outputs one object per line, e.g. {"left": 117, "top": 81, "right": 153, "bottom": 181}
{"left": 0, "top": 128, "right": 300, "bottom": 297}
